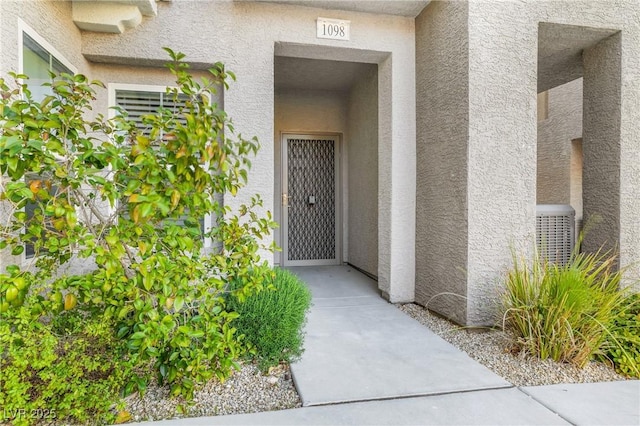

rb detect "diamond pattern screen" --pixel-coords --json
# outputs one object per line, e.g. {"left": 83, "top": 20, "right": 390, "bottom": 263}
{"left": 287, "top": 138, "right": 336, "bottom": 261}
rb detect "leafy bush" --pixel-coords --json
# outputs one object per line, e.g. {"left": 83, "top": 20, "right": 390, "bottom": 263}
{"left": 0, "top": 46, "right": 277, "bottom": 410}
{"left": 227, "top": 268, "right": 312, "bottom": 370}
{"left": 600, "top": 292, "right": 640, "bottom": 377}
{"left": 0, "top": 308, "right": 132, "bottom": 425}
{"left": 502, "top": 245, "right": 627, "bottom": 367}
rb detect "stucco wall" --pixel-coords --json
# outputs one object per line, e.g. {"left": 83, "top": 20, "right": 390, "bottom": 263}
{"left": 570, "top": 138, "right": 583, "bottom": 228}
{"left": 347, "top": 65, "right": 378, "bottom": 277}
{"left": 582, "top": 33, "right": 622, "bottom": 257}
{"left": 415, "top": 0, "right": 469, "bottom": 324}
{"left": 537, "top": 78, "right": 583, "bottom": 205}
{"left": 0, "top": 0, "right": 88, "bottom": 77}
{"left": 465, "top": 1, "right": 539, "bottom": 326}
{"left": 80, "top": 0, "right": 417, "bottom": 301}
{"left": 416, "top": 0, "right": 639, "bottom": 326}
{"left": 464, "top": 1, "right": 640, "bottom": 324}
{"left": 274, "top": 88, "right": 348, "bottom": 264}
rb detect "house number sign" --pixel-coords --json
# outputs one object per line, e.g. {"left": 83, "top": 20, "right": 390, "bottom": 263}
{"left": 317, "top": 17, "right": 350, "bottom": 41}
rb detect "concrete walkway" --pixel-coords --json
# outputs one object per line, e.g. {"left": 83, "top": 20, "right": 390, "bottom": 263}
{"left": 149, "top": 266, "right": 639, "bottom": 425}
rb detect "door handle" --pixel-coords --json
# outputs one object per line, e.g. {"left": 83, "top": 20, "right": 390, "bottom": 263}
{"left": 282, "top": 193, "right": 290, "bottom": 207}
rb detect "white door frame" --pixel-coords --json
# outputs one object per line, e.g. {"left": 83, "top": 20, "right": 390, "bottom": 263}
{"left": 281, "top": 132, "right": 341, "bottom": 266}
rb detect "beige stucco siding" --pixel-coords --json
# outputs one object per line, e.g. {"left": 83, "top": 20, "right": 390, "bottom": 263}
{"left": 347, "top": 65, "right": 378, "bottom": 277}
{"left": 3, "top": 0, "right": 638, "bottom": 319}
{"left": 582, "top": 32, "right": 623, "bottom": 258}
{"left": 416, "top": 0, "right": 640, "bottom": 325}
{"left": 538, "top": 2, "right": 639, "bottom": 289}
{"left": 466, "top": 0, "right": 539, "bottom": 325}
{"left": 466, "top": 1, "right": 640, "bottom": 323}
{"left": 415, "top": 0, "right": 470, "bottom": 324}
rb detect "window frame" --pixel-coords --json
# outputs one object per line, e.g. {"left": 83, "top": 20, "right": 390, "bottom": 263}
{"left": 108, "top": 83, "right": 215, "bottom": 249}
{"left": 18, "top": 19, "right": 78, "bottom": 78}
{"left": 18, "top": 20, "right": 77, "bottom": 263}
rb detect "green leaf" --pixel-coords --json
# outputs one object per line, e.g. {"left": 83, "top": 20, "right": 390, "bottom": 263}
{"left": 189, "top": 330, "right": 204, "bottom": 339}
{"left": 126, "top": 179, "right": 141, "bottom": 193}
{"left": 168, "top": 366, "right": 177, "bottom": 382}
{"left": 174, "top": 296, "right": 184, "bottom": 312}
{"left": 0, "top": 50, "right": 284, "bottom": 407}
{"left": 140, "top": 203, "right": 152, "bottom": 218}
{"left": 117, "top": 326, "right": 130, "bottom": 339}
{"left": 43, "top": 120, "right": 61, "bottom": 129}
{"left": 143, "top": 275, "right": 153, "bottom": 291}
{"left": 6, "top": 156, "right": 19, "bottom": 172}
{"left": 1, "top": 135, "right": 22, "bottom": 151}
{"left": 133, "top": 298, "right": 144, "bottom": 311}
{"left": 130, "top": 331, "right": 146, "bottom": 340}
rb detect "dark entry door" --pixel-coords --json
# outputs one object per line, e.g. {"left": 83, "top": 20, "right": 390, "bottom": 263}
{"left": 282, "top": 134, "right": 340, "bottom": 266}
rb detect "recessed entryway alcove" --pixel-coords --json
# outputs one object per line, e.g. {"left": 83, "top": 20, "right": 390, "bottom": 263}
{"left": 273, "top": 45, "right": 380, "bottom": 282}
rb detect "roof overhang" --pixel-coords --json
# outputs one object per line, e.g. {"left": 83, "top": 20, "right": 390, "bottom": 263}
{"left": 235, "top": 0, "right": 431, "bottom": 17}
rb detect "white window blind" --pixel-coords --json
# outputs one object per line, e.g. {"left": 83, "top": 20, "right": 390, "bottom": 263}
{"left": 114, "top": 88, "right": 204, "bottom": 233}
{"left": 115, "top": 90, "right": 190, "bottom": 134}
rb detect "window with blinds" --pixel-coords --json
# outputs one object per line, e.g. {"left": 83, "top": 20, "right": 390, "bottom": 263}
{"left": 115, "top": 89, "right": 190, "bottom": 136}
{"left": 114, "top": 88, "right": 204, "bottom": 234}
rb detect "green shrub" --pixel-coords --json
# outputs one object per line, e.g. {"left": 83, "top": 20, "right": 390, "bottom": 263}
{"left": 0, "top": 308, "right": 133, "bottom": 425}
{"left": 502, "top": 246, "right": 627, "bottom": 367}
{"left": 0, "top": 47, "right": 277, "bottom": 404}
{"left": 228, "top": 268, "right": 312, "bottom": 370}
{"left": 600, "top": 292, "right": 640, "bottom": 377}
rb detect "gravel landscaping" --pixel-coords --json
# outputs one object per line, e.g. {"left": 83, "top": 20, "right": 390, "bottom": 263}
{"left": 121, "top": 301, "right": 628, "bottom": 423}
{"left": 124, "top": 363, "right": 300, "bottom": 423}
{"left": 397, "top": 303, "right": 628, "bottom": 386}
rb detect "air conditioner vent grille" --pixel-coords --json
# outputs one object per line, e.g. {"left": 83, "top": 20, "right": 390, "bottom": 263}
{"left": 536, "top": 204, "right": 575, "bottom": 266}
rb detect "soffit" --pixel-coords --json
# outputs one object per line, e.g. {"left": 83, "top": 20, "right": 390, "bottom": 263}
{"left": 237, "top": 0, "right": 430, "bottom": 17}
{"left": 275, "top": 56, "right": 375, "bottom": 91}
{"left": 538, "top": 23, "right": 618, "bottom": 93}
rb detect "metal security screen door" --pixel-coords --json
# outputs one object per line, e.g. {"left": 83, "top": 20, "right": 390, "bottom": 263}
{"left": 282, "top": 134, "right": 340, "bottom": 266}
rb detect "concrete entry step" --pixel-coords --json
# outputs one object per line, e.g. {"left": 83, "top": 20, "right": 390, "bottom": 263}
{"left": 287, "top": 266, "right": 511, "bottom": 407}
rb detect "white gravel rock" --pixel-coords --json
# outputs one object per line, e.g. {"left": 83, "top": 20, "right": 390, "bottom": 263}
{"left": 124, "top": 363, "right": 300, "bottom": 422}
{"left": 397, "top": 303, "right": 628, "bottom": 387}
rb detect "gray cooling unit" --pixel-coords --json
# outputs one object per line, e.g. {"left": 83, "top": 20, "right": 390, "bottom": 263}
{"left": 536, "top": 204, "right": 575, "bottom": 266}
